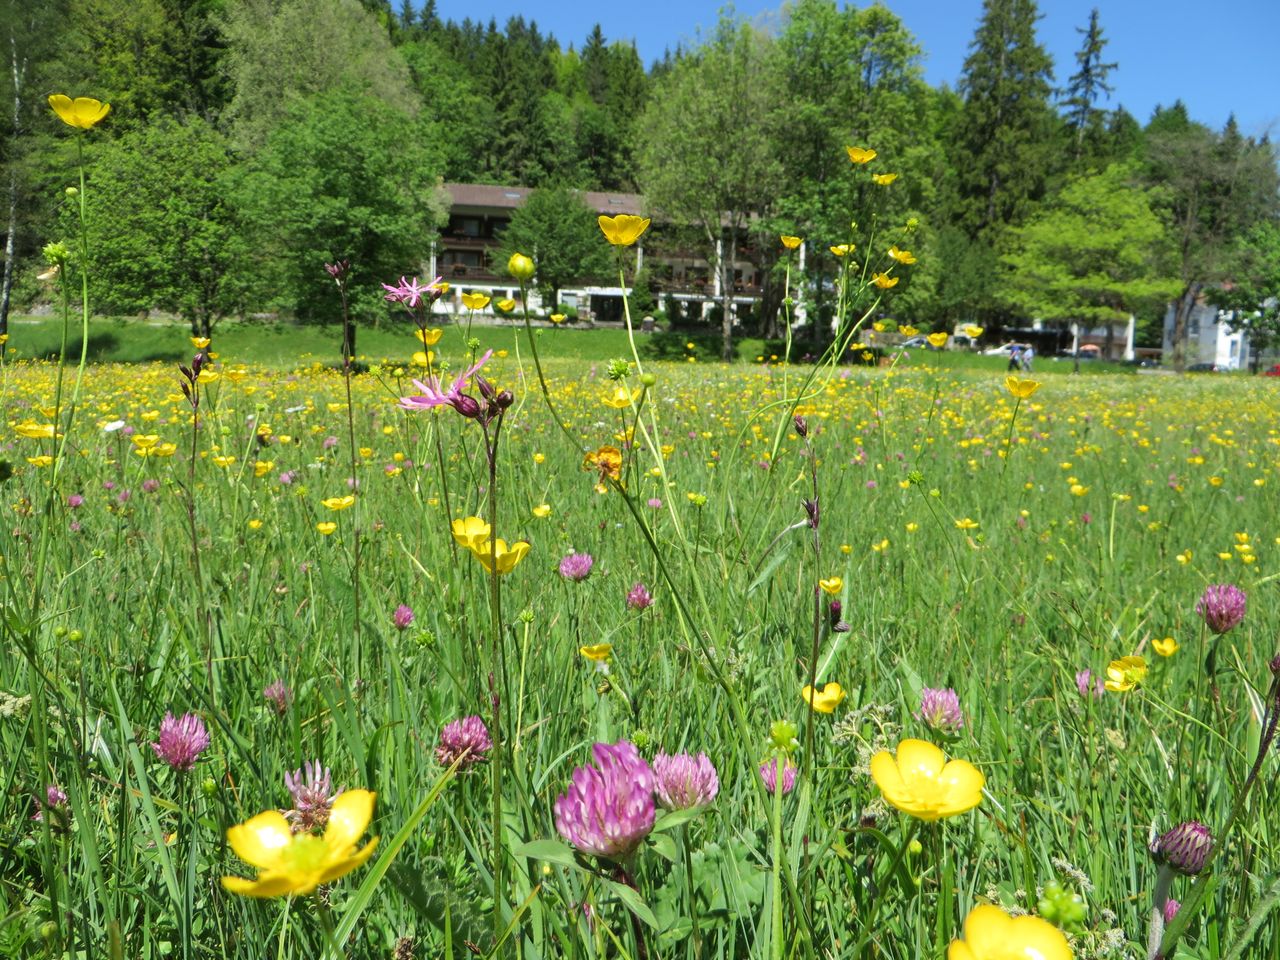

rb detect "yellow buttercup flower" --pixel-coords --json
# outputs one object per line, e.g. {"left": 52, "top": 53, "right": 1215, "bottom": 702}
{"left": 818, "top": 577, "right": 843, "bottom": 595}
{"left": 247, "top": 519, "right": 263, "bottom": 531}
{"left": 321, "top": 495, "right": 356, "bottom": 511}
{"left": 191, "top": 336, "right": 211, "bottom": 349}
{"left": 830, "top": 244, "right": 854, "bottom": 257}
{"left": 412, "top": 351, "right": 434, "bottom": 366}
{"left": 48, "top": 95, "right": 111, "bottom": 130}
{"left": 451, "top": 516, "right": 492, "bottom": 552}
{"left": 415, "top": 328, "right": 442, "bottom": 347}
{"left": 222, "top": 790, "right": 378, "bottom": 898}
{"left": 846, "top": 146, "right": 877, "bottom": 164}
{"left": 549, "top": 313, "right": 566, "bottom": 324}
{"left": 253, "top": 460, "right": 275, "bottom": 478}
{"left": 963, "top": 324, "right": 984, "bottom": 339}
{"left": 598, "top": 214, "right": 650, "bottom": 246}
{"left": 469, "top": 538, "right": 530, "bottom": 575}
{"left": 872, "top": 272, "right": 899, "bottom": 289}
{"left": 888, "top": 245, "right": 917, "bottom": 265}
{"left": 27, "top": 455, "right": 53, "bottom": 468}
{"left": 780, "top": 235, "right": 803, "bottom": 250}
{"left": 927, "top": 333, "right": 949, "bottom": 349}
{"left": 602, "top": 384, "right": 640, "bottom": 409}
{"left": 947, "top": 904, "right": 1071, "bottom": 960}
{"left": 316, "top": 521, "right": 338, "bottom": 536}
{"left": 14, "top": 421, "right": 55, "bottom": 439}
{"left": 495, "top": 299, "right": 516, "bottom": 313}
{"left": 583, "top": 445, "right": 623, "bottom": 484}
{"left": 579, "top": 643, "right": 612, "bottom": 662}
{"left": 898, "top": 325, "right": 918, "bottom": 337}
{"left": 801, "top": 682, "right": 846, "bottom": 714}
{"left": 532, "top": 503, "right": 551, "bottom": 519}
{"left": 1104, "top": 655, "right": 1147, "bottom": 692}
{"left": 869, "top": 739, "right": 984, "bottom": 822}
{"left": 211, "top": 455, "right": 236, "bottom": 468}
{"left": 461, "top": 292, "right": 490, "bottom": 311}
{"left": 954, "top": 518, "right": 979, "bottom": 530}
{"left": 1152, "top": 636, "right": 1180, "bottom": 657}
{"left": 871, "top": 172, "right": 898, "bottom": 185}
{"left": 1006, "top": 376, "right": 1041, "bottom": 400}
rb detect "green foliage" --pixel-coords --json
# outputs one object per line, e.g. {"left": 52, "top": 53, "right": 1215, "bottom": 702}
{"left": 1214, "top": 221, "right": 1280, "bottom": 361}
{"left": 80, "top": 116, "right": 249, "bottom": 336}
{"left": 1000, "top": 163, "right": 1179, "bottom": 323}
{"left": 219, "top": 0, "right": 418, "bottom": 150}
{"left": 234, "top": 87, "right": 447, "bottom": 322}
{"left": 490, "top": 186, "right": 613, "bottom": 303}
{"left": 1060, "top": 8, "right": 1118, "bottom": 165}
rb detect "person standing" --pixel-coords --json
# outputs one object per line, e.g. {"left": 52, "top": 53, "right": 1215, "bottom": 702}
{"left": 1021, "top": 344, "right": 1035, "bottom": 372}
{"left": 1008, "top": 344, "right": 1022, "bottom": 371}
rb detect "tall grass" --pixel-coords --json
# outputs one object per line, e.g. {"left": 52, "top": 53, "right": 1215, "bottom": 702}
{"left": 1, "top": 346, "right": 1278, "bottom": 959}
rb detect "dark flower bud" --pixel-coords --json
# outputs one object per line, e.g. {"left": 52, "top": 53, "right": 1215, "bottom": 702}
{"left": 803, "top": 498, "right": 820, "bottom": 528}
{"left": 191, "top": 353, "right": 205, "bottom": 376}
{"left": 495, "top": 389, "right": 514, "bottom": 409}
{"left": 450, "top": 395, "right": 482, "bottom": 419}
{"left": 324, "top": 260, "right": 350, "bottom": 281}
{"left": 474, "top": 374, "right": 496, "bottom": 401}
{"left": 1152, "top": 821, "right": 1213, "bottom": 876}
{"left": 1269, "top": 652, "right": 1280, "bottom": 677}
{"left": 833, "top": 620, "right": 851, "bottom": 633}
{"left": 793, "top": 415, "right": 808, "bottom": 438}
{"left": 178, "top": 364, "right": 193, "bottom": 383}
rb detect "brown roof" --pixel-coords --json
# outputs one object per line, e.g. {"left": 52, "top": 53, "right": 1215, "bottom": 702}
{"left": 445, "top": 183, "right": 644, "bottom": 216}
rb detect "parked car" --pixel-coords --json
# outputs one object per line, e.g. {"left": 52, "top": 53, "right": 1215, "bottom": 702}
{"left": 901, "top": 335, "right": 944, "bottom": 351}
{"left": 1186, "top": 362, "right": 1220, "bottom": 373}
{"left": 1262, "top": 364, "right": 1280, "bottom": 377}
{"left": 982, "top": 341, "right": 1031, "bottom": 356}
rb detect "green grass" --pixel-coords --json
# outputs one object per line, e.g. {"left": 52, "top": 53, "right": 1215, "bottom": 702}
{"left": 1, "top": 345, "right": 1278, "bottom": 960}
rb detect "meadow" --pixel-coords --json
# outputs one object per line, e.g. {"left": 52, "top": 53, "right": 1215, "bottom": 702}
{"left": 2, "top": 319, "right": 1279, "bottom": 960}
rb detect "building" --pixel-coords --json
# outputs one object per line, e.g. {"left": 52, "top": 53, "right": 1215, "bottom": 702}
{"left": 431, "top": 183, "right": 763, "bottom": 323}
{"left": 1162, "top": 295, "right": 1251, "bottom": 370}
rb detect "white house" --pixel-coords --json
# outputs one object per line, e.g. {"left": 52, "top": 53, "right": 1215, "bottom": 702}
{"left": 1162, "top": 297, "right": 1251, "bottom": 370}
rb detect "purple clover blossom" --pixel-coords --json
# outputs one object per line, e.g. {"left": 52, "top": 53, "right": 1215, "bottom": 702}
{"left": 66, "top": 494, "right": 83, "bottom": 508}
{"left": 626, "top": 582, "right": 653, "bottom": 611}
{"left": 32, "top": 784, "right": 69, "bottom": 824}
{"left": 151, "top": 711, "right": 210, "bottom": 772}
{"left": 283, "top": 760, "right": 341, "bottom": 833}
{"left": 559, "top": 552, "right": 594, "bottom": 582}
{"left": 917, "top": 687, "right": 964, "bottom": 735}
{"left": 759, "top": 757, "right": 797, "bottom": 795}
{"left": 1076, "top": 669, "right": 1105, "bottom": 700}
{"left": 554, "top": 740, "right": 655, "bottom": 860}
{"left": 393, "top": 604, "right": 415, "bottom": 631}
{"left": 399, "top": 350, "right": 494, "bottom": 416}
{"left": 652, "top": 752, "right": 719, "bottom": 810}
{"left": 141, "top": 478, "right": 160, "bottom": 493}
{"left": 1196, "top": 584, "right": 1246, "bottom": 635}
{"left": 263, "top": 680, "right": 293, "bottom": 714}
{"left": 436, "top": 715, "right": 492, "bottom": 768}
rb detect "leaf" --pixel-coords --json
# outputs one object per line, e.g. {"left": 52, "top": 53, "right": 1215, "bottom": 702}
{"left": 512, "top": 838, "right": 581, "bottom": 870}
{"left": 648, "top": 833, "right": 678, "bottom": 862}
{"left": 602, "top": 878, "right": 659, "bottom": 930}
{"left": 653, "top": 806, "right": 706, "bottom": 832}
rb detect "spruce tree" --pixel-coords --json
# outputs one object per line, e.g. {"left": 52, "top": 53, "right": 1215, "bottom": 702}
{"left": 951, "top": 0, "right": 1058, "bottom": 242}
{"left": 1061, "top": 8, "right": 1117, "bottom": 162}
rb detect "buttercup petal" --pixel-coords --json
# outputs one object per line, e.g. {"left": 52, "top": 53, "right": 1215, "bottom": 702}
{"left": 1008, "top": 916, "right": 1073, "bottom": 960}
{"left": 962, "top": 904, "right": 1014, "bottom": 953}
{"left": 946, "top": 941, "right": 978, "bottom": 960}
{"left": 226, "top": 811, "right": 292, "bottom": 869}
{"left": 319, "top": 837, "right": 380, "bottom": 884}
{"left": 324, "top": 789, "right": 375, "bottom": 851}
{"left": 221, "top": 872, "right": 297, "bottom": 898}
{"left": 896, "top": 738, "right": 945, "bottom": 779}
{"left": 869, "top": 750, "right": 906, "bottom": 794}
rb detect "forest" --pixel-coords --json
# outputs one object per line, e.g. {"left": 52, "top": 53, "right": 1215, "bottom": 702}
{"left": 2, "top": 0, "right": 1278, "bottom": 364}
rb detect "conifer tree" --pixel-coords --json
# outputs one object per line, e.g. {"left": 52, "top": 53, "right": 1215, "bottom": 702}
{"left": 951, "top": 0, "right": 1058, "bottom": 241}
{"left": 1061, "top": 8, "right": 1117, "bottom": 162}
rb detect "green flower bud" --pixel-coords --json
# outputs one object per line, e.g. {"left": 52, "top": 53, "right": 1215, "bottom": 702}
{"left": 768, "top": 719, "right": 799, "bottom": 754}
{"left": 200, "top": 777, "right": 217, "bottom": 798}
{"left": 68, "top": 629, "right": 83, "bottom": 643}
{"left": 640, "top": 372, "right": 657, "bottom": 388}
{"left": 508, "top": 252, "right": 536, "bottom": 281}
{"left": 607, "top": 358, "right": 632, "bottom": 381}
{"left": 42, "top": 241, "right": 71, "bottom": 265}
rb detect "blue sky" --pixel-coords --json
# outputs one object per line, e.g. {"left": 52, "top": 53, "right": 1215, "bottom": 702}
{"left": 430, "top": 0, "right": 1280, "bottom": 138}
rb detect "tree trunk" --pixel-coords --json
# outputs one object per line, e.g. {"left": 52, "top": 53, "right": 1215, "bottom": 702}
{"left": 1171, "top": 282, "right": 1201, "bottom": 373}
{"left": 720, "top": 225, "right": 736, "bottom": 362}
{"left": 1, "top": 34, "right": 28, "bottom": 358}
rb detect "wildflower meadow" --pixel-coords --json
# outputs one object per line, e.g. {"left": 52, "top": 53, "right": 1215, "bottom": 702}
{"left": 4, "top": 94, "right": 1280, "bottom": 960}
